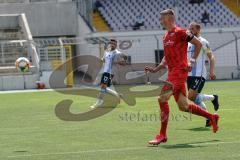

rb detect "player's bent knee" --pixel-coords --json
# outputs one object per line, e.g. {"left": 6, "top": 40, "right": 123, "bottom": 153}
{"left": 178, "top": 105, "right": 188, "bottom": 112}
{"left": 100, "top": 84, "right": 107, "bottom": 89}
{"left": 188, "top": 90, "right": 197, "bottom": 101}
{"left": 158, "top": 95, "right": 168, "bottom": 102}
{"left": 188, "top": 94, "right": 195, "bottom": 101}
{"left": 177, "top": 100, "right": 189, "bottom": 112}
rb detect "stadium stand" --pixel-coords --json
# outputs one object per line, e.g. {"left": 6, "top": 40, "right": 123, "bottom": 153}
{"left": 97, "top": 0, "right": 240, "bottom": 31}
{"left": 221, "top": 0, "right": 240, "bottom": 17}
{"left": 92, "top": 11, "right": 112, "bottom": 32}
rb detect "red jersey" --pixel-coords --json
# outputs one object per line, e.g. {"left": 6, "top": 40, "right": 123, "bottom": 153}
{"left": 163, "top": 26, "right": 193, "bottom": 76}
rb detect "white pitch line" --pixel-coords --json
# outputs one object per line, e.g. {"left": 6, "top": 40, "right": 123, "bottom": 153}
{"left": 0, "top": 86, "right": 94, "bottom": 94}
{"left": 7, "top": 141, "right": 240, "bottom": 158}
{"left": 0, "top": 89, "right": 54, "bottom": 94}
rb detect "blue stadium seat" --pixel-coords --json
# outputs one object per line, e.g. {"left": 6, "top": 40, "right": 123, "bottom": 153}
{"left": 98, "top": 0, "right": 240, "bottom": 31}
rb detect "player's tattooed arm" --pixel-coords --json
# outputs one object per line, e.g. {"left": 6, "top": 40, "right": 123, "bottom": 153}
{"left": 206, "top": 51, "right": 216, "bottom": 80}
{"left": 145, "top": 57, "right": 166, "bottom": 73}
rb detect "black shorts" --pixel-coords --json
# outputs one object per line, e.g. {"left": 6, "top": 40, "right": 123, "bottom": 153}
{"left": 187, "top": 76, "right": 206, "bottom": 93}
{"left": 100, "top": 72, "right": 114, "bottom": 87}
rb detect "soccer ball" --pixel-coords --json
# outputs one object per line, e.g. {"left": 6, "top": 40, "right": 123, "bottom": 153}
{"left": 15, "top": 57, "right": 30, "bottom": 72}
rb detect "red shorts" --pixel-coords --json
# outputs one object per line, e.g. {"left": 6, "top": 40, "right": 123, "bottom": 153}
{"left": 161, "top": 69, "right": 188, "bottom": 102}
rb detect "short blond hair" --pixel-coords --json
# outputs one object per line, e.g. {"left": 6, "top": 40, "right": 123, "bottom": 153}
{"left": 160, "top": 9, "right": 175, "bottom": 16}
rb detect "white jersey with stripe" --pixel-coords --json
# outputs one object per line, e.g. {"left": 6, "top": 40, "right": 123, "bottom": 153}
{"left": 103, "top": 49, "right": 122, "bottom": 74}
{"left": 187, "top": 36, "right": 211, "bottom": 79}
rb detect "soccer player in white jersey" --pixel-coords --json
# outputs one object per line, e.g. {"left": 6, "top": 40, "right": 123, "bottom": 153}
{"left": 187, "top": 22, "right": 219, "bottom": 127}
{"left": 90, "top": 39, "right": 125, "bottom": 109}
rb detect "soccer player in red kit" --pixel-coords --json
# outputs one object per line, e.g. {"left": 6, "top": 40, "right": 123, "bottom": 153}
{"left": 145, "top": 9, "right": 219, "bottom": 145}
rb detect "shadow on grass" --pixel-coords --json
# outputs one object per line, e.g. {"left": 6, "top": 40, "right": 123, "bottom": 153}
{"left": 148, "top": 139, "right": 220, "bottom": 149}
{"left": 176, "top": 127, "right": 211, "bottom": 132}
{"left": 13, "top": 150, "right": 28, "bottom": 153}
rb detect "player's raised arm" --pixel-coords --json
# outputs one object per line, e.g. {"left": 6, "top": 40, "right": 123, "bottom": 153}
{"left": 145, "top": 57, "right": 166, "bottom": 73}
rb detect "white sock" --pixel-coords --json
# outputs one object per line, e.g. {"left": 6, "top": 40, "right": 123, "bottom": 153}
{"left": 106, "top": 88, "right": 119, "bottom": 98}
{"left": 97, "top": 89, "right": 105, "bottom": 99}
{"left": 197, "top": 93, "right": 214, "bottom": 101}
{"left": 202, "top": 94, "right": 214, "bottom": 101}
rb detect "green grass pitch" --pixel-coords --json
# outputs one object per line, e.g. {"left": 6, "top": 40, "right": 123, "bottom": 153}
{"left": 0, "top": 80, "right": 240, "bottom": 160}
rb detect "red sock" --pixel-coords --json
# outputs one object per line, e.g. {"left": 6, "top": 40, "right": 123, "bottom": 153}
{"left": 188, "top": 104, "right": 212, "bottom": 119}
{"left": 159, "top": 102, "right": 169, "bottom": 136}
